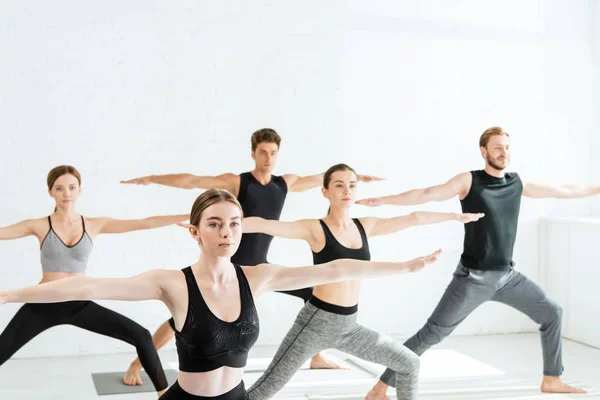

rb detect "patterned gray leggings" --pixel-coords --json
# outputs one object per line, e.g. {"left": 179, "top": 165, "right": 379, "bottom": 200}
{"left": 248, "top": 298, "right": 419, "bottom": 400}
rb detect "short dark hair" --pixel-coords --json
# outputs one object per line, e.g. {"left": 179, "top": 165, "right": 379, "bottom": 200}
{"left": 251, "top": 128, "right": 281, "bottom": 151}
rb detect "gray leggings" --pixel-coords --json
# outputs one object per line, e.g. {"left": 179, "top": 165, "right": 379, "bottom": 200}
{"left": 248, "top": 298, "right": 419, "bottom": 400}
{"left": 380, "top": 263, "right": 564, "bottom": 387}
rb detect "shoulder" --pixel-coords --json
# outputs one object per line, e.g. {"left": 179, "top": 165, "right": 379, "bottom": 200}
{"left": 453, "top": 171, "right": 475, "bottom": 200}
{"left": 462, "top": 171, "right": 477, "bottom": 179}
{"left": 237, "top": 172, "right": 251, "bottom": 185}
{"left": 506, "top": 171, "right": 524, "bottom": 188}
{"left": 156, "top": 269, "right": 187, "bottom": 292}
{"left": 82, "top": 216, "right": 107, "bottom": 231}
{"left": 277, "top": 174, "right": 293, "bottom": 188}
{"left": 30, "top": 216, "right": 50, "bottom": 226}
{"left": 221, "top": 173, "right": 241, "bottom": 185}
{"left": 506, "top": 171, "right": 521, "bottom": 180}
{"left": 300, "top": 218, "right": 321, "bottom": 229}
{"left": 356, "top": 216, "right": 374, "bottom": 230}
{"left": 27, "top": 217, "right": 51, "bottom": 238}
{"left": 219, "top": 173, "right": 241, "bottom": 196}
{"left": 240, "top": 263, "right": 270, "bottom": 293}
{"left": 452, "top": 171, "right": 474, "bottom": 187}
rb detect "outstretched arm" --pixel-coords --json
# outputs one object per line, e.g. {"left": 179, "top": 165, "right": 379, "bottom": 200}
{"left": 523, "top": 182, "right": 600, "bottom": 199}
{"left": 120, "top": 173, "right": 239, "bottom": 192}
{"left": 357, "top": 174, "right": 386, "bottom": 183}
{"left": 249, "top": 249, "right": 442, "bottom": 295}
{"left": 91, "top": 214, "right": 189, "bottom": 235}
{"left": 283, "top": 173, "right": 324, "bottom": 192}
{"left": 363, "top": 212, "right": 484, "bottom": 237}
{"left": 243, "top": 217, "right": 314, "bottom": 241}
{"left": 0, "top": 219, "right": 37, "bottom": 240}
{"left": 0, "top": 270, "right": 167, "bottom": 304}
{"left": 356, "top": 172, "right": 471, "bottom": 207}
{"left": 283, "top": 172, "right": 384, "bottom": 193}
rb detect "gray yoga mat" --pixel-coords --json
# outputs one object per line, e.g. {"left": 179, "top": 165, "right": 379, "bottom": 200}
{"left": 91, "top": 369, "right": 178, "bottom": 395}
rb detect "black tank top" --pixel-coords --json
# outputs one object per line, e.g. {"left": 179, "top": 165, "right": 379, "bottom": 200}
{"left": 312, "top": 218, "right": 371, "bottom": 265}
{"left": 460, "top": 170, "right": 523, "bottom": 270}
{"left": 231, "top": 172, "right": 288, "bottom": 266}
{"left": 174, "top": 264, "right": 260, "bottom": 373}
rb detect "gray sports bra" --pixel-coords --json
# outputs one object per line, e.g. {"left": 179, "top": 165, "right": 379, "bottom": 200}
{"left": 40, "top": 216, "right": 93, "bottom": 273}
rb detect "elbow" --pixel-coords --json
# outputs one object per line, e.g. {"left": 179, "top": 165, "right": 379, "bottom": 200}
{"left": 244, "top": 217, "right": 264, "bottom": 233}
{"left": 559, "top": 189, "right": 574, "bottom": 199}
{"left": 409, "top": 212, "right": 423, "bottom": 224}
{"left": 77, "top": 278, "right": 96, "bottom": 301}
{"left": 417, "top": 189, "right": 431, "bottom": 204}
{"left": 183, "top": 175, "right": 199, "bottom": 189}
{"left": 81, "top": 287, "right": 94, "bottom": 301}
{"left": 327, "top": 259, "right": 344, "bottom": 281}
{"left": 138, "top": 217, "right": 156, "bottom": 230}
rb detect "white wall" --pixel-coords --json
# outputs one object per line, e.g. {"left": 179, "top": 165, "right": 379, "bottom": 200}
{"left": 0, "top": 0, "right": 597, "bottom": 358}
{"left": 540, "top": 217, "right": 600, "bottom": 348}
{"left": 537, "top": 1, "right": 600, "bottom": 352}
{"left": 591, "top": 0, "right": 600, "bottom": 216}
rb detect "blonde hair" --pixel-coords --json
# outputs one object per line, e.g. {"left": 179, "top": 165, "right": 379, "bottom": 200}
{"left": 479, "top": 126, "right": 509, "bottom": 148}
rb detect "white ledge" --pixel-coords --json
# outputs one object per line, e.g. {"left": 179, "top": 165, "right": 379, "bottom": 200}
{"left": 540, "top": 216, "right": 600, "bottom": 224}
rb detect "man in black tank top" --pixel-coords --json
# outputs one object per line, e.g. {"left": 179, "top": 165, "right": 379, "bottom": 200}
{"left": 120, "top": 128, "right": 384, "bottom": 380}
{"left": 360, "top": 127, "right": 595, "bottom": 398}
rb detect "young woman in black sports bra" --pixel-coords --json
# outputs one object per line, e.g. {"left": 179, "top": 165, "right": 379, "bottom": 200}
{"left": 120, "top": 128, "right": 384, "bottom": 384}
{"left": 243, "top": 164, "right": 483, "bottom": 400}
{"left": 0, "top": 188, "right": 442, "bottom": 399}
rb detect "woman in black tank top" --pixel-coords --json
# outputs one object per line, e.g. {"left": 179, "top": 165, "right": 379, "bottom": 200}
{"left": 1, "top": 189, "right": 442, "bottom": 400}
{"left": 244, "top": 164, "right": 483, "bottom": 400}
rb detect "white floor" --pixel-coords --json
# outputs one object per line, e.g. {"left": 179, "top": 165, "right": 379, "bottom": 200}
{"left": 0, "top": 333, "right": 598, "bottom": 399}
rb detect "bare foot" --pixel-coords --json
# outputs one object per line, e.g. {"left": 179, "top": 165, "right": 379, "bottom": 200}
{"left": 365, "top": 389, "right": 390, "bottom": 400}
{"left": 365, "top": 381, "right": 390, "bottom": 400}
{"left": 123, "top": 362, "right": 143, "bottom": 386}
{"left": 157, "top": 388, "right": 167, "bottom": 398}
{"left": 309, "top": 352, "right": 349, "bottom": 370}
{"left": 541, "top": 376, "right": 587, "bottom": 394}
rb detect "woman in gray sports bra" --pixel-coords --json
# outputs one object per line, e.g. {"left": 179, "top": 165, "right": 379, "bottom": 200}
{"left": 0, "top": 165, "right": 188, "bottom": 397}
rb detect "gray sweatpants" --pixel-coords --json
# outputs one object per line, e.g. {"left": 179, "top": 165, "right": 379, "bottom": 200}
{"left": 248, "top": 301, "right": 419, "bottom": 400}
{"left": 380, "top": 263, "right": 564, "bottom": 387}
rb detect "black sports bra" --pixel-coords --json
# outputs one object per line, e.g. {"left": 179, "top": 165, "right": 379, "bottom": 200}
{"left": 174, "top": 264, "right": 260, "bottom": 372}
{"left": 312, "top": 218, "right": 371, "bottom": 264}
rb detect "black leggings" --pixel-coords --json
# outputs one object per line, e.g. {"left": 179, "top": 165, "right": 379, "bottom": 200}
{"left": 160, "top": 380, "right": 248, "bottom": 400}
{"left": 0, "top": 301, "right": 168, "bottom": 391}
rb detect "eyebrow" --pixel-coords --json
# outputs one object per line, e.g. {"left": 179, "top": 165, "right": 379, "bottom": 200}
{"left": 333, "top": 180, "right": 358, "bottom": 184}
{"left": 206, "top": 216, "right": 241, "bottom": 221}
